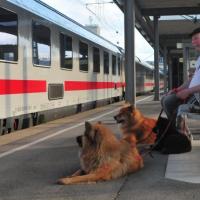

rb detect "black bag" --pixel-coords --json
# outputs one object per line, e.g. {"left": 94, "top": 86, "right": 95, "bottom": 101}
{"left": 152, "top": 110, "right": 192, "bottom": 154}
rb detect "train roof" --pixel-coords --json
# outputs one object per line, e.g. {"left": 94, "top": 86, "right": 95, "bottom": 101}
{"left": 135, "top": 56, "right": 153, "bottom": 70}
{"left": 135, "top": 57, "right": 164, "bottom": 75}
{"left": 6, "top": 0, "right": 121, "bottom": 54}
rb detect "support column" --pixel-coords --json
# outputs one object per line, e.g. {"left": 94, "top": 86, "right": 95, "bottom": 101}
{"left": 183, "top": 45, "right": 189, "bottom": 82}
{"left": 163, "top": 46, "right": 168, "bottom": 93}
{"left": 124, "top": 0, "right": 136, "bottom": 106}
{"left": 154, "top": 15, "right": 160, "bottom": 101}
{"left": 168, "top": 55, "right": 173, "bottom": 90}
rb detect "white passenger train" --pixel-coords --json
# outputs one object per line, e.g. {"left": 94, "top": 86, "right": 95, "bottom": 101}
{"left": 0, "top": 0, "right": 163, "bottom": 134}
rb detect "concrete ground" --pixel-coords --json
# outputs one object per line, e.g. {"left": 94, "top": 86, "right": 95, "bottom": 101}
{"left": 0, "top": 95, "right": 200, "bottom": 200}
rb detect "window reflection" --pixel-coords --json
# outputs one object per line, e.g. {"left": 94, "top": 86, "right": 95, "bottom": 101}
{"left": 93, "top": 47, "right": 100, "bottom": 73}
{"left": 32, "top": 21, "right": 51, "bottom": 66}
{"left": 60, "top": 34, "right": 73, "bottom": 69}
{"left": 104, "top": 51, "right": 109, "bottom": 74}
{"left": 0, "top": 7, "right": 18, "bottom": 61}
{"left": 118, "top": 57, "right": 121, "bottom": 75}
{"left": 79, "top": 41, "right": 88, "bottom": 71}
{"left": 112, "top": 55, "right": 116, "bottom": 75}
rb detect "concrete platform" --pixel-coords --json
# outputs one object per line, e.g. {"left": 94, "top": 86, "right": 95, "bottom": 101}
{"left": 165, "top": 140, "right": 200, "bottom": 184}
{"left": 163, "top": 107, "right": 200, "bottom": 184}
{"left": 1, "top": 96, "right": 200, "bottom": 200}
{"left": 137, "top": 98, "right": 200, "bottom": 184}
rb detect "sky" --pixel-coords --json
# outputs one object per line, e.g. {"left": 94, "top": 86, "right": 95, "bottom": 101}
{"left": 41, "top": 0, "right": 154, "bottom": 61}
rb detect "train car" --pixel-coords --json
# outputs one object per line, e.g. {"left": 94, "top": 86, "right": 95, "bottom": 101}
{"left": 0, "top": 0, "right": 163, "bottom": 135}
{"left": 136, "top": 58, "right": 164, "bottom": 93}
{"left": 0, "top": 0, "right": 125, "bottom": 134}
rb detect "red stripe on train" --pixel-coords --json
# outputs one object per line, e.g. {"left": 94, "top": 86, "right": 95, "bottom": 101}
{"left": 144, "top": 82, "right": 164, "bottom": 87}
{"left": 0, "top": 80, "right": 46, "bottom": 95}
{"left": 0, "top": 80, "right": 162, "bottom": 94}
{"left": 64, "top": 81, "right": 125, "bottom": 91}
{"left": 144, "top": 82, "right": 154, "bottom": 87}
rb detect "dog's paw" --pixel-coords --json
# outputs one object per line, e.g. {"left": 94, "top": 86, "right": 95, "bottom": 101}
{"left": 57, "top": 178, "right": 71, "bottom": 185}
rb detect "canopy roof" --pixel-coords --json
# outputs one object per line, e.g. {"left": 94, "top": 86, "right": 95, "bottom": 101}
{"left": 114, "top": 0, "right": 200, "bottom": 51}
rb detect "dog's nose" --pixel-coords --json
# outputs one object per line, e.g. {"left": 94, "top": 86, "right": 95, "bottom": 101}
{"left": 76, "top": 135, "right": 83, "bottom": 147}
{"left": 113, "top": 116, "right": 117, "bottom": 120}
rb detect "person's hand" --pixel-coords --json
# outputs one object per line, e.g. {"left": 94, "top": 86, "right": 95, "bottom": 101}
{"left": 167, "top": 89, "right": 175, "bottom": 95}
{"left": 165, "top": 88, "right": 178, "bottom": 96}
{"left": 176, "top": 89, "right": 191, "bottom": 100}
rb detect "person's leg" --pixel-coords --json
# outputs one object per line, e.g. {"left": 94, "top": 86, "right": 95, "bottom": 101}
{"left": 175, "top": 96, "right": 196, "bottom": 138}
{"left": 176, "top": 104, "right": 191, "bottom": 134}
{"left": 176, "top": 96, "right": 198, "bottom": 139}
{"left": 176, "top": 104, "right": 193, "bottom": 140}
{"left": 161, "top": 93, "right": 182, "bottom": 119}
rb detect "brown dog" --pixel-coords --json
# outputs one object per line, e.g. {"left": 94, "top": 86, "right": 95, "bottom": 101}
{"left": 57, "top": 121, "right": 143, "bottom": 185}
{"left": 114, "top": 104, "right": 157, "bottom": 146}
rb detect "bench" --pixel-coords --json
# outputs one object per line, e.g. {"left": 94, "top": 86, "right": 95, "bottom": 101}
{"left": 181, "top": 96, "right": 200, "bottom": 141}
{"left": 185, "top": 96, "right": 200, "bottom": 119}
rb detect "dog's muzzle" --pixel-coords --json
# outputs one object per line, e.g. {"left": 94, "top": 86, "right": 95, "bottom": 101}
{"left": 114, "top": 115, "right": 124, "bottom": 123}
{"left": 76, "top": 135, "right": 83, "bottom": 147}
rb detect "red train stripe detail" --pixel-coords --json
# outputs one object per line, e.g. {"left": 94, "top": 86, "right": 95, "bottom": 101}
{"left": 64, "top": 81, "right": 125, "bottom": 91}
{"left": 0, "top": 80, "right": 46, "bottom": 95}
{"left": 144, "top": 82, "right": 154, "bottom": 86}
{"left": 144, "top": 82, "right": 164, "bottom": 87}
{"left": 0, "top": 80, "right": 163, "bottom": 94}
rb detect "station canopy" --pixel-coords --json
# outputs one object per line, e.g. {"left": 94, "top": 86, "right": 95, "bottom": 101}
{"left": 114, "top": 0, "right": 200, "bottom": 54}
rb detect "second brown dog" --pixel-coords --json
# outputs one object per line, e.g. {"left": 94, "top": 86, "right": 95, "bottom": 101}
{"left": 114, "top": 104, "right": 157, "bottom": 147}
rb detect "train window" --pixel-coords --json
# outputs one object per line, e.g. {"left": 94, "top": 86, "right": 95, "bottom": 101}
{"left": 103, "top": 51, "right": 109, "bottom": 74}
{"left": 146, "top": 70, "right": 153, "bottom": 79}
{"left": 32, "top": 21, "right": 51, "bottom": 66}
{"left": 93, "top": 47, "right": 100, "bottom": 73}
{"left": 79, "top": 41, "right": 88, "bottom": 72}
{"left": 118, "top": 57, "right": 121, "bottom": 75}
{"left": 60, "top": 33, "right": 73, "bottom": 69}
{"left": 0, "top": 7, "right": 18, "bottom": 62}
{"left": 112, "top": 55, "right": 117, "bottom": 75}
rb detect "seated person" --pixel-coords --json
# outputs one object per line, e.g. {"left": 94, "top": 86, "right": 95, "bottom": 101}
{"left": 161, "top": 27, "right": 200, "bottom": 136}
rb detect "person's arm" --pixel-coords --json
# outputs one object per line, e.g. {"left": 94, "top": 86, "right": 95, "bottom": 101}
{"left": 176, "top": 78, "right": 192, "bottom": 91}
{"left": 167, "top": 78, "right": 192, "bottom": 95}
{"left": 176, "top": 84, "right": 200, "bottom": 100}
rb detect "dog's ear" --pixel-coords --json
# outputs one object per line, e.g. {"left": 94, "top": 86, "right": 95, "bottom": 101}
{"left": 85, "top": 121, "right": 92, "bottom": 131}
{"left": 92, "top": 127, "right": 101, "bottom": 146}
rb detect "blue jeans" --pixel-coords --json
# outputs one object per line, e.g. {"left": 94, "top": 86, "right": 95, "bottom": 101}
{"left": 161, "top": 93, "right": 182, "bottom": 119}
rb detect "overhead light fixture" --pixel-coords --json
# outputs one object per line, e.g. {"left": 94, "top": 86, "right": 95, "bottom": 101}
{"left": 177, "top": 43, "right": 183, "bottom": 49}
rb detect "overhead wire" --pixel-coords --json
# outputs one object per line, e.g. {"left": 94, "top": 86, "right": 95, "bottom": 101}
{"left": 85, "top": 0, "right": 123, "bottom": 42}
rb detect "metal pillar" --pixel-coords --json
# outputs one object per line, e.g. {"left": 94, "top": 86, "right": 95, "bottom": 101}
{"left": 183, "top": 45, "right": 189, "bottom": 82}
{"left": 154, "top": 16, "right": 160, "bottom": 101}
{"left": 168, "top": 55, "right": 173, "bottom": 90}
{"left": 124, "top": 0, "right": 136, "bottom": 106}
{"left": 163, "top": 46, "right": 168, "bottom": 93}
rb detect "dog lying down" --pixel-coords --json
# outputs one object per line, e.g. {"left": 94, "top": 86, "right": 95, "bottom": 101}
{"left": 114, "top": 104, "right": 157, "bottom": 146}
{"left": 57, "top": 121, "right": 143, "bottom": 185}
